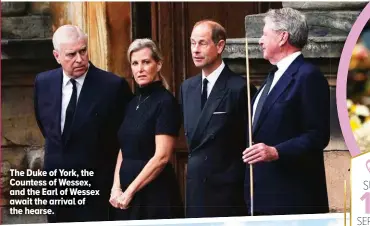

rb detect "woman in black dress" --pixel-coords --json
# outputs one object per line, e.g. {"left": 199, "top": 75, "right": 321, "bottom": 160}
{"left": 109, "top": 38, "right": 183, "bottom": 220}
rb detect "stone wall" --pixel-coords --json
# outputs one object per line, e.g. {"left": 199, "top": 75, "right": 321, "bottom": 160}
{"left": 1, "top": 2, "right": 57, "bottom": 224}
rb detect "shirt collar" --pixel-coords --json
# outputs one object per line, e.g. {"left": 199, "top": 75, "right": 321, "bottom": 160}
{"left": 62, "top": 64, "right": 90, "bottom": 87}
{"left": 276, "top": 51, "right": 302, "bottom": 72}
{"left": 202, "top": 61, "right": 225, "bottom": 84}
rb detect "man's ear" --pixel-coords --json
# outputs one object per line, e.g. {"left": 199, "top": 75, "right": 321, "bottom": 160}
{"left": 217, "top": 40, "right": 226, "bottom": 54}
{"left": 279, "top": 31, "right": 289, "bottom": 47}
{"left": 53, "top": 50, "right": 60, "bottom": 64}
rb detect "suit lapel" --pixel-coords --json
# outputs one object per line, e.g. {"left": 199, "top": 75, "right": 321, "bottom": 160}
{"left": 190, "top": 68, "right": 228, "bottom": 150}
{"left": 51, "top": 69, "right": 63, "bottom": 142}
{"left": 185, "top": 75, "right": 202, "bottom": 144}
{"left": 253, "top": 56, "right": 304, "bottom": 135}
{"left": 64, "top": 64, "right": 99, "bottom": 144}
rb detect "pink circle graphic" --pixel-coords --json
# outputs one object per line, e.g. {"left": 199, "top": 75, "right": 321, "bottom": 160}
{"left": 337, "top": 2, "right": 370, "bottom": 157}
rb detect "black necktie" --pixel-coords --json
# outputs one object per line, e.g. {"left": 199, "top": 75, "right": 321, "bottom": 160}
{"left": 201, "top": 78, "right": 208, "bottom": 110}
{"left": 252, "top": 66, "right": 278, "bottom": 130}
{"left": 63, "top": 79, "right": 77, "bottom": 141}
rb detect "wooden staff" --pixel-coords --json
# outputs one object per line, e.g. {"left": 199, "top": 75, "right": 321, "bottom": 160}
{"left": 245, "top": 33, "right": 254, "bottom": 216}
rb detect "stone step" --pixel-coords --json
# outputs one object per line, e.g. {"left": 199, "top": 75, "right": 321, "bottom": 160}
{"left": 245, "top": 11, "right": 360, "bottom": 38}
{"left": 223, "top": 36, "right": 347, "bottom": 59}
{"left": 2, "top": 16, "right": 52, "bottom": 39}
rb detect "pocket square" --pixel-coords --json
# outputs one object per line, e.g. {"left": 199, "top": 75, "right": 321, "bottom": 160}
{"left": 213, "top": 111, "right": 227, "bottom": 114}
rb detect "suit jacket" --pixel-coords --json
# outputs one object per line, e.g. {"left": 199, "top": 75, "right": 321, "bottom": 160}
{"left": 180, "top": 65, "right": 256, "bottom": 218}
{"left": 244, "top": 55, "right": 330, "bottom": 215}
{"left": 34, "top": 63, "right": 133, "bottom": 222}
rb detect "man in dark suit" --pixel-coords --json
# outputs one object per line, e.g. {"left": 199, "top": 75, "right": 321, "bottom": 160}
{"left": 34, "top": 25, "right": 132, "bottom": 222}
{"left": 180, "top": 20, "right": 256, "bottom": 218}
{"left": 242, "top": 8, "right": 330, "bottom": 215}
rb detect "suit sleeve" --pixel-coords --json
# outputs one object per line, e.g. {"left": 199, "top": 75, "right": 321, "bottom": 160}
{"left": 102, "top": 77, "right": 133, "bottom": 181}
{"left": 236, "top": 85, "right": 248, "bottom": 147}
{"left": 275, "top": 68, "right": 330, "bottom": 161}
{"left": 34, "top": 74, "right": 46, "bottom": 138}
{"left": 178, "top": 84, "right": 184, "bottom": 124}
{"left": 107, "top": 77, "right": 133, "bottom": 152}
{"left": 117, "top": 78, "right": 134, "bottom": 119}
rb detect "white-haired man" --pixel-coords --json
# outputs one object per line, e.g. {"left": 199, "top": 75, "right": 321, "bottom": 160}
{"left": 242, "top": 8, "right": 330, "bottom": 215}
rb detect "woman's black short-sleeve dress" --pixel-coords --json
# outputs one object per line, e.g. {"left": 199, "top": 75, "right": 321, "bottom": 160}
{"left": 112, "top": 81, "right": 184, "bottom": 220}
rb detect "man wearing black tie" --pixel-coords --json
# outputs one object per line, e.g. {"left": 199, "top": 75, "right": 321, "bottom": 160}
{"left": 180, "top": 20, "right": 256, "bottom": 218}
{"left": 242, "top": 8, "right": 330, "bottom": 215}
{"left": 34, "top": 25, "right": 133, "bottom": 222}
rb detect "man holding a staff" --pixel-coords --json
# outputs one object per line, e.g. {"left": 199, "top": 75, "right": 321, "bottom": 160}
{"left": 243, "top": 8, "right": 330, "bottom": 215}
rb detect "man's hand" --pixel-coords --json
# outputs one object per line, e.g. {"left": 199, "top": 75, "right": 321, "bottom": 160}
{"left": 242, "top": 143, "right": 279, "bottom": 164}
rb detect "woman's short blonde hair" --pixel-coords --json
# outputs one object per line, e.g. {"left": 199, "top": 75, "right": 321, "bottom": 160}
{"left": 127, "top": 39, "right": 169, "bottom": 89}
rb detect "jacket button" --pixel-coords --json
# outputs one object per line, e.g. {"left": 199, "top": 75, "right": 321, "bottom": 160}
{"left": 204, "top": 156, "right": 208, "bottom": 161}
{"left": 203, "top": 177, "right": 207, "bottom": 183}
{"left": 185, "top": 132, "right": 188, "bottom": 136}
{"left": 188, "top": 154, "right": 192, "bottom": 158}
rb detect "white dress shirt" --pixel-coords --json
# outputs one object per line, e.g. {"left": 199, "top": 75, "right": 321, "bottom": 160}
{"left": 252, "top": 51, "right": 302, "bottom": 123}
{"left": 202, "top": 61, "right": 225, "bottom": 97}
{"left": 61, "top": 68, "right": 88, "bottom": 133}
